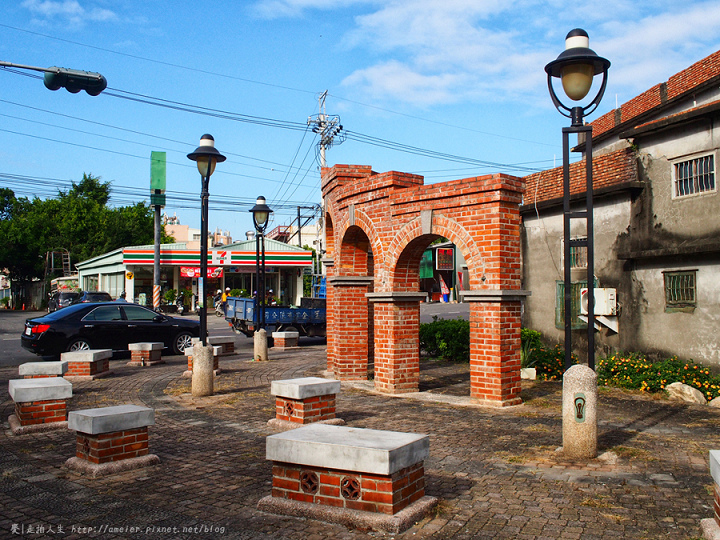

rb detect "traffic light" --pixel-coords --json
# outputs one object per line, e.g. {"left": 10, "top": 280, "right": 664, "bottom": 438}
{"left": 43, "top": 67, "right": 107, "bottom": 96}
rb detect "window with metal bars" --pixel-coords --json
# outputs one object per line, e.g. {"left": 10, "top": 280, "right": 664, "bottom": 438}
{"left": 673, "top": 154, "right": 715, "bottom": 198}
{"left": 664, "top": 270, "right": 696, "bottom": 312}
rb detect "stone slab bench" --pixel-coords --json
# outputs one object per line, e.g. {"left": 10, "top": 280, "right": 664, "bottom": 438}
{"left": 268, "top": 377, "right": 344, "bottom": 431}
{"left": 64, "top": 404, "right": 160, "bottom": 477}
{"left": 7, "top": 377, "right": 73, "bottom": 434}
{"left": 701, "top": 450, "right": 720, "bottom": 538}
{"left": 272, "top": 331, "right": 299, "bottom": 350}
{"left": 208, "top": 336, "right": 235, "bottom": 355}
{"left": 62, "top": 349, "right": 113, "bottom": 380}
{"left": 258, "top": 424, "right": 437, "bottom": 533}
{"left": 127, "top": 342, "right": 165, "bottom": 367}
{"left": 19, "top": 360, "right": 68, "bottom": 378}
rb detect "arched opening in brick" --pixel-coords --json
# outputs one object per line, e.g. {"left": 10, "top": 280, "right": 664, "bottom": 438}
{"left": 324, "top": 212, "right": 335, "bottom": 257}
{"left": 329, "top": 225, "right": 375, "bottom": 381}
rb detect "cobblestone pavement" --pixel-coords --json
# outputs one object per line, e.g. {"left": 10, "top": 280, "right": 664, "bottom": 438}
{"left": 1, "top": 344, "right": 719, "bottom": 540}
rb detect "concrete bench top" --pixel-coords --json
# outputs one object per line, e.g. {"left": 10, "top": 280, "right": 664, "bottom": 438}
{"left": 9, "top": 378, "right": 73, "bottom": 402}
{"left": 208, "top": 336, "right": 234, "bottom": 344}
{"left": 61, "top": 349, "right": 113, "bottom": 362}
{"left": 19, "top": 360, "right": 68, "bottom": 376}
{"left": 185, "top": 345, "right": 221, "bottom": 356}
{"left": 266, "top": 424, "right": 429, "bottom": 475}
{"left": 68, "top": 404, "right": 154, "bottom": 435}
{"left": 271, "top": 377, "right": 341, "bottom": 399}
{"left": 128, "top": 342, "right": 164, "bottom": 351}
{"left": 272, "top": 331, "right": 300, "bottom": 339}
{"left": 711, "top": 450, "right": 720, "bottom": 484}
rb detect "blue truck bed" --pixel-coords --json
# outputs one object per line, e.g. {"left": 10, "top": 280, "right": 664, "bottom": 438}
{"left": 225, "top": 297, "right": 326, "bottom": 338}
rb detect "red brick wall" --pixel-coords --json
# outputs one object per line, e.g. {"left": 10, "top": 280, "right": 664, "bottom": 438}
{"left": 75, "top": 427, "right": 149, "bottom": 464}
{"left": 469, "top": 301, "right": 522, "bottom": 406}
{"left": 275, "top": 395, "right": 336, "bottom": 424}
{"left": 373, "top": 302, "right": 420, "bottom": 393}
{"left": 65, "top": 359, "right": 109, "bottom": 377}
{"left": 14, "top": 399, "right": 67, "bottom": 425}
{"left": 130, "top": 350, "right": 161, "bottom": 364}
{"left": 271, "top": 461, "right": 425, "bottom": 515}
{"left": 322, "top": 165, "right": 526, "bottom": 404}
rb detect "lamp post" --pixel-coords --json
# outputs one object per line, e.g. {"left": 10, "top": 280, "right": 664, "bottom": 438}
{"left": 187, "top": 134, "right": 226, "bottom": 346}
{"left": 250, "top": 196, "right": 273, "bottom": 332}
{"left": 545, "top": 29, "right": 610, "bottom": 372}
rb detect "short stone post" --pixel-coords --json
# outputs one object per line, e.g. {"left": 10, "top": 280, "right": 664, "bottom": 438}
{"left": 562, "top": 364, "right": 597, "bottom": 458}
{"left": 191, "top": 342, "right": 214, "bottom": 397}
{"left": 254, "top": 329, "right": 268, "bottom": 361}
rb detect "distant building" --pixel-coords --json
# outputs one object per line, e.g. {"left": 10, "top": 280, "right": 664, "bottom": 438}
{"left": 163, "top": 213, "right": 232, "bottom": 249}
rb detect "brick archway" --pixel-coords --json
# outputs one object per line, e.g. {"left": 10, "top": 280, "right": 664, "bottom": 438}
{"left": 322, "top": 165, "right": 528, "bottom": 407}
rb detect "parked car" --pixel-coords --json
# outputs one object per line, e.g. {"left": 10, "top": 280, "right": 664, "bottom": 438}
{"left": 47, "top": 291, "right": 80, "bottom": 312}
{"left": 21, "top": 302, "right": 199, "bottom": 357}
{"left": 72, "top": 291, "right": 113, "bottom": 304}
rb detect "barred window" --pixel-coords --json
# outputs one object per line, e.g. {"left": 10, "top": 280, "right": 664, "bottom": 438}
{"left": 664, "top": 270, "right": 696, "bottom": 312}
{"left": 674, "top": 154, "right": 715, "bottom": 198}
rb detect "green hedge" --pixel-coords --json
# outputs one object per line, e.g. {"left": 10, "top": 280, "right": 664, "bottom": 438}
{"left": 419, "top": 317, "right": 470, "bottom": 363}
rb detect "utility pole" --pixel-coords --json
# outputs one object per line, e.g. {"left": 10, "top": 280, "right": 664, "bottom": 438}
{"left": 307, "top": 91, "right": 345, "bottom": 167}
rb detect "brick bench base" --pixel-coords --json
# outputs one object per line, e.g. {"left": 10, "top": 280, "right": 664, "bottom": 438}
{"left": 127, "top": 342, "right": 165, "bottom": 367}
{"left": 8, "top": 378, "right": 72, "bottom": 435}
{"left": 62, "top": 350, "right": 113, "bottom": 381}
{"left": 268, "top": 378, "right": 344, "bottom": 432}
{"left": 64, "top": 405, "right": 159, "bottom": 477}
{"left": 259, "top": 424, "right": 436, "bottom": 533}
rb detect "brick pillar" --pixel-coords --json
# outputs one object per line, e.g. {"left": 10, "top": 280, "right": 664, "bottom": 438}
{"left": 369, "top": 293, "right": 425, "bottom": 393}
{"left": 465, "top": 290, "right": 529, "bottom": 407}
{"left": 328, "top": 276, "right": 373, "bottom": 381}
{"left": 324, "top": 258, "right": 336, "bottom": 373}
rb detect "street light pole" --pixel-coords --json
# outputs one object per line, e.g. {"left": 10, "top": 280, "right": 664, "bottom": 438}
{"left": 546, "top": 28, "right": 610, "bottom": 460}
{"left": 187, "top": 134, "right": 226, "bottom": 346}
{"left": 545, "top": 28, "right": 610, "bottom": 372}
{"left": 250, "top": 196, "right": 272, "bottom": 360}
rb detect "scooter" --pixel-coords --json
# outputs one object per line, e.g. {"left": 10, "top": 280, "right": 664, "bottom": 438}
{"left": 215, "top": 299, "right": 224, "bottom": 317}
{"left": 176, "top": 292, "right": 185, "bottom": 315}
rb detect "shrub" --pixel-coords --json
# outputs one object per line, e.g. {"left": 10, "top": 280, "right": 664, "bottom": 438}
{"left": 229, "top": 288, "right": 247, "bottom": 297}
{"left": 163, "top": 289, "right": 177, "bottom": 304}
{"left": 419, "top": 317, "right": 470, "bottom": 362}
{"left": 597, "top": 353, "right": 720, "bottom": 401}
{"left": 520, "top": 328, "right": 576, "bottom": 380}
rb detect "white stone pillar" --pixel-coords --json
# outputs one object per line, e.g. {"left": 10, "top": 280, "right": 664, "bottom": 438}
{"left": 562, "top": 364, "right": 597, "bottom": 458}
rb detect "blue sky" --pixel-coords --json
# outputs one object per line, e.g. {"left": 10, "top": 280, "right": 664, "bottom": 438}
{"left": 2, "top": 0, "right": 720, "bottom": 242}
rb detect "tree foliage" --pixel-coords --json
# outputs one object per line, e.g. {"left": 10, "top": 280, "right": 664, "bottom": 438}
{"left": 0, "top": 174, "right": 173, "bottom": 284}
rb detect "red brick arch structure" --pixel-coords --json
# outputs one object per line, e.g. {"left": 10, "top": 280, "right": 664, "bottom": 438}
{"left": 321, "top": 165, "right": 529, "bottom": 407}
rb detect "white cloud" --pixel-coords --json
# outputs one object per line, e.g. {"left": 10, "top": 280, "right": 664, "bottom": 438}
{"left": 251, "top": 0, "right": 373, "bottom": 19}
{"left": 21, "top": 0, "right": 117, "bottom": 27}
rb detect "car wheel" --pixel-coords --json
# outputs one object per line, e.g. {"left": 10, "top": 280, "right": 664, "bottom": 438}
{"left": 67, "top": 339, "right": 92, "bottom": 352}
{"left": 173, "top": 332, "right": 193, "bottom": 355}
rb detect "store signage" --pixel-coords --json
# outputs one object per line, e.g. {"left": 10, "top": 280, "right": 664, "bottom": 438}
{"left": 180, "top": 267, "right": 223, "bottom": 278}
{"left": 436, "top": 248, "right": 454, "bottom": 270}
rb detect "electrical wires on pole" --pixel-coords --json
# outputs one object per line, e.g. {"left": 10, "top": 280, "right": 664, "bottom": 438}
{"left": 307, "top": 91, "right": 345, "bottom": 168}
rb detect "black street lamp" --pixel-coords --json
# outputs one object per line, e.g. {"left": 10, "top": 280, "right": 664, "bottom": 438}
{"left": 545, "top": 29, "right": 610, "bottom": 371}
{"left": 250, "top": 196, "right": 273, "bottom": 332}
{"left": 187, "top": 134, "right": 226, "bottom": 346}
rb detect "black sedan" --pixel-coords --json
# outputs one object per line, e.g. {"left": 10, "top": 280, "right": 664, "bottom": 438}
{"left": 21, "top": 302, "right": 199, "bottom": 357}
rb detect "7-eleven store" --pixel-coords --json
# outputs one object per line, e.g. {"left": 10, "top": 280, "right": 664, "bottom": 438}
{"left": 76, "top": 239, "right": 313, "bottom": 308}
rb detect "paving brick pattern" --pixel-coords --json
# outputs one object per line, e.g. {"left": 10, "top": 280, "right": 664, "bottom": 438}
{"left": 1, "top": 346, "right": 720, "bottom": 539}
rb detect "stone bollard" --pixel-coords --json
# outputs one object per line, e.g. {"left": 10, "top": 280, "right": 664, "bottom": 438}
{"left": 254, "top": 329, "right": 268, "bottom": 361}
{"left": 562, "top": 364, "right": 597, "bottom": 458}
{"left": 191, "top": 342, "right": 214, "bottom": 397}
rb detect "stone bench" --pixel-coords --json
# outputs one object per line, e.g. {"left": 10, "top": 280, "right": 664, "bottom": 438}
{"left": 62, "top": 349, "right": 113, "bottom": 380}
{"left": 182, "top": 345, "right": 220, "bottom": 378}
{"left": 208, "top": 336, "right": 235, "bottom": 356}
{"left": 19, "top": 360, "right": 68, "bottom": 378}
{"left": 64, "top": 404, "right": 160, "bottom": 477}
{"left": 7, "top": 377, "right": 73, "bottom": 434}
{"left": 272, "top": 331, "right": 299, "bottom": 350}
{"left": 127, "top": 342, "right": 165, "bottom": 367}
{"left": 701, "top": 450, "right": 720, "bottom": 538}
{"left": 268, "top": 377, "right": 344, "bottom": 431}
{"left": 258, "top": 424, "right": 437, "bottom": 533}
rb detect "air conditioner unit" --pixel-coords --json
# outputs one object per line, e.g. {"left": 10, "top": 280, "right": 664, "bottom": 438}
{"left": 580, "top": 288, "right": 617, "bottom": 316}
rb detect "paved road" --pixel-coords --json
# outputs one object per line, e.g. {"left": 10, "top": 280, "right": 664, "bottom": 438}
{"left": 0, "top": 303, "right": 465, "bottom": 366}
